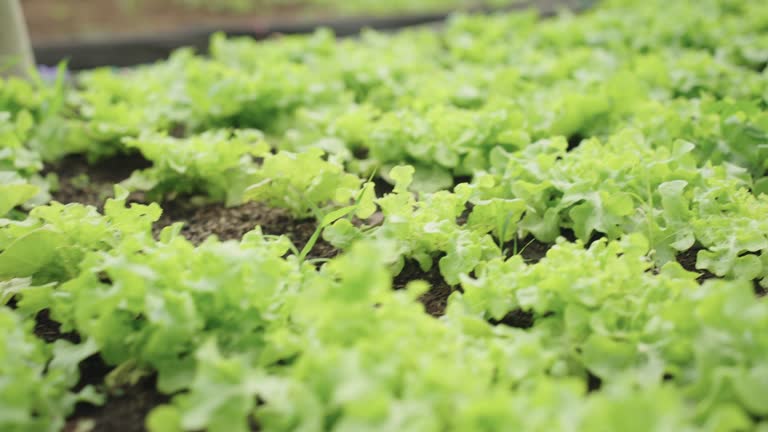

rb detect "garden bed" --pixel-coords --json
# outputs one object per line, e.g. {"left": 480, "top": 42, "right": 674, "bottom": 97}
{"left": 3, "top": 0, "right": 768, "bottom": 431}
{"left": 28, "top": 0, "right": 592, "bottom": 68}
{"left": 39, "top": 151, "right": 768, "bottom": 430}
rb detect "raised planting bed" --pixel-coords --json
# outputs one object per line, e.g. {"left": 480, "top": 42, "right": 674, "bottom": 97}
{"left": 3, "top": 0, "right": 768, "bottom": 431}
{"left": 23, "top": 0, "right": 514, "bottom": 45}
{"left": 29, "top": 0, "right": 593, "bottom": 69}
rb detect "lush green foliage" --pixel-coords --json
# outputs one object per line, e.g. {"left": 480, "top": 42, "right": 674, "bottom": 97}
{"left": 0, "top": 306, "right": 100, "bottom": 432}
{"left": 2, "top": 0, "right": 768, "bottom": 430}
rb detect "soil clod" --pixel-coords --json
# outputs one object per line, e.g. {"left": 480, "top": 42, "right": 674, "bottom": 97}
{"left": 34, "top": 309, "right": 80, "bottom": 344}
{"left": 393, "top": 260, "right": 454, "bottom": 317}
{"left": 45, "top": 153, "right": 151, "bottom": 208}
{"left": 488, "top": 309, "right": 534, "bottom": 329}
{"left": 156, "top": 200, "right": 339, "bottom": 260}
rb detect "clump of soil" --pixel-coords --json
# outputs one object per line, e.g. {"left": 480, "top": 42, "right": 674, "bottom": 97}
{"left": 34, "top": 309, "right": 79, "bottom": 344}
{"left": 488, "top": 309, "right": 534, "bottom": 329}
{"left": 754, "top": 281, "right": 766, "bottom": 297}
{"left": 156, "top": 200, "right": 339, "bottom": 260}
{"left": 44, "top": 154, "right": 339, "bottom": 259}
{"left": 44, "top": 154, "right": 151, "bottom": 209}
{"left": 390, "top": 235, "right": 555, "bottom": 318}
{"left": 393, "top": 260, "right": 454, "bottom": 317}
{"left": 676, "top": 246, "right": 716, "bottom": 282}
{"left": 677, "top": 247, "right": 767, "bottom": 297}
{"left": 513, "top": 236, "right": 552, "bottom": 264}
{"left": 26, "top": 306, "right": 166, "bottom": 432}
{"left": 587, "top": 371, "right": 602, "bottom": 392}
{"left": 65, "top": 357, "right": 169, "bottom": 432}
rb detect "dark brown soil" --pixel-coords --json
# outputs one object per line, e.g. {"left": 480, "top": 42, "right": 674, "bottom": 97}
{"left": 390, "top": 235, "right": 554, "bottom": 319}
{"left": 34, "top": 309, "right": 80, "bottom": 343}
{"left": 393, "top": 260, "right": 454, "bottom": 317}
{"left": 373, "top": 177, "right": 395, "bottom": 197}
{"left": 755, "top": 281, "right": 766, "bottom": 297}
{"left": 567, "top": 133, "right": 585, "bottom": 151}
{"left": 156, "top": 200, "right": 339, "bottom": 260}
{"left": 24, "top": 306, "right": 156, "bottom": 432}
{"left": 488, "top": 309, "right": 534, "bottom": 328}
{"left": 44, "top": 153, "right": 152, "bottom": 208}
{"left": 676, "top": 246, "right": 717, "bottom": 282}
{"left": 26, "top": 306, "right": 166, "bottom": 432}
{"left": 586, "top": 371, "right": 602, "bottom": 392}
{"left": 43, "top": 154, "right": 338, "bottom": 259}
{"left": 513, "top": 236, "right": 552, "bottom": 264}
{"left": 677, "top": 247, "right": 767, "bottom": 297}
{"left": 65, "top": 361, "right": 169, "bottom": 432}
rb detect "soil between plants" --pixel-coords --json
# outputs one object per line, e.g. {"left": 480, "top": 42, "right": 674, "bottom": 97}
{"left": 29, "top": 307, "right": 169, "bottom": 432}
{"left": 34, "top": 309, "right": 79, "bottom": 344}
{"left": 45, "top": 153, "right": 152, "bottom": 209}
{"left": 675, "top": 246, "right": 717, "bottom": 283}
{"left": 676, "top": 247, "right": 766, "bottom": 297}
{"left": 46, "top": 154, "right": 339, "bottom": 259}
{"left": 64, "top": 365, "right": 170, "bottom": 432}
{"left": 512, "top": 235, "right": 552, "bottom": 264}
{"left": 156, "top": 200, "right": 339, "bottom": 260}
{"left": 393, "top": 260, "right": 455, "bottom": 317}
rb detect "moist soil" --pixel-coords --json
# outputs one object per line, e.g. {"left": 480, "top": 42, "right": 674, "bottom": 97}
{"left": 31, "top": 307, "right": 169, "bottom": 432}
{"left": 46, "top": 154, "right": 339, "bottom": 259}
{"left": 156, "top": 200, "right": 339, "bottom": 260}
{"left": 675, "top": 246, "right": 717, "bottom": 283}
{"left": 512, "top": 235, "right": 553, "bottom": 264}
{"left": 393, "top": 260, "right": 455, "bottom": 317}
{"left": 676, "top": 246, "right": 766, "bottom": 297}
{"left": 45, "top": 153, "right": 152, "bottom": 209}
{"left": 64, "top": 363, "right": 171, "bottom": 432}
{"left": 489, "top": 309, "right": 535, "bottom": 329}
{"left": 34, "top": 309, "right": 79, "bottom": 344}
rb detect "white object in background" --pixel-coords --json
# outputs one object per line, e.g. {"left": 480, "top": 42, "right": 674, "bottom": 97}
{"left": 0, "top": 0, "right": 35, "bottom": 78}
